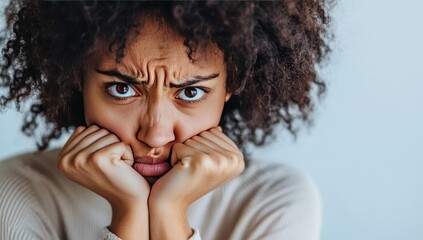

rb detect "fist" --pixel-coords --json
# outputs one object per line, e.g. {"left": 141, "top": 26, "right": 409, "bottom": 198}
{"left": 150, "top": 127, "right": 244, "bottom": 208}
{"left": 57, "top": 125, "right": 150, "bottom": 205}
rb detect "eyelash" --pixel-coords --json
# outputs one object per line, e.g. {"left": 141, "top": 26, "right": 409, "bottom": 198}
{"left": 176, "top": 86, "right": 211, "bottom": 104}
{"left": 103, "top": 82, "right": 210, "bottom": 104}
{"left": 103, "top": 82, "right": 138, "bottom": 101}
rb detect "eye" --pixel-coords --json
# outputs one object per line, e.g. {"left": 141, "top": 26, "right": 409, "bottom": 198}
{"left": 177, "top": 87, "right": 206, "bottom": 102}
{"left": 107, "top": 83, "right": 137, "bottom": 99}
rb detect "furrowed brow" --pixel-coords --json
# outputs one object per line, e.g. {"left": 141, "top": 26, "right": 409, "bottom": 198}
{"left": 170, "top": 73, "right": 219, "bottom": 88}
{"left": 96, "top": 69, "right": 145, "bottom": 85}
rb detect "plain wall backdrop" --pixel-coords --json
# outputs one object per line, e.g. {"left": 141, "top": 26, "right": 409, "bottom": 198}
{"left": 1, "top": 1, "right": 422, "bottom": 240}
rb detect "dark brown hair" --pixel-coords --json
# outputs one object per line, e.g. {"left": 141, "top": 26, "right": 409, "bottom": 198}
{"left": 0, "top": 0, "right": 332, "bottom": 151}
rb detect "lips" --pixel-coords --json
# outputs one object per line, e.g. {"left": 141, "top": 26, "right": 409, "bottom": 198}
{"left": 132, "top": 156, "right": 171, "bottom": 177}
{"left": 133, "top": 161, "right": 171, "bottom": 177}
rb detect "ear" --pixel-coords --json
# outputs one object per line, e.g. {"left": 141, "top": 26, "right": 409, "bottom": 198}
{"left": 225, "top": 92, "right": 232, "bottom": 102}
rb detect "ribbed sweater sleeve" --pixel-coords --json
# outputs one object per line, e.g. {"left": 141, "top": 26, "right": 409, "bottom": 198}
{"left": 0, "top": 163, "right": 60, "bottom": 239}
{"left": 188, "top": 162, "right": 321, "bottom": 240}
{"left": 236, "top": 168, "right": 321, "bottom": 240}
{"left": 1, "top": 151, "right": 321, "bottom": 240}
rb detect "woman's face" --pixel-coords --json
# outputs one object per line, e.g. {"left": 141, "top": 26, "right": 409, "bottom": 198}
{"left": 82, "top": 18, "right": 230, "bottom": 181}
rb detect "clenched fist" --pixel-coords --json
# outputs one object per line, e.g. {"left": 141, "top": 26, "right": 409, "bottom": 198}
{"left": 149, "top": 126, "right": 244, "bottom": 239}
{"left": 57, "top": 125, "right": 150, "bottom": 240}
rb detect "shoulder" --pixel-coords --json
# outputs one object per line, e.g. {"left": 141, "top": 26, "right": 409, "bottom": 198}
{"left": 236, "top": 160, "right": 321, "bottom": 206}
{"left": 0, "top": 150, "right": 62, "bottom": 239}
{"left": 0, "top": 149, "right": 62, "bottom": 188}
{"left": 0, "top": 149, "right": 58, "bottom": 193}
{"left": 225, "top": 160, "right": 322, "bottom": 239}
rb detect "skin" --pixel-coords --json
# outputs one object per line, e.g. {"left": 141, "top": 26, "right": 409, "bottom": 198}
{"left": 57, "top": 16, "right": 244, "bottom": 240}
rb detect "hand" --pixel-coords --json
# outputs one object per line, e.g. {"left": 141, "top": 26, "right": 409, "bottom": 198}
{"left": 57, "top": 125, "right": 150, "bottom": 205}
{"left": 57, "top": 125, "right": 150, "bottom": 240}
{"left": 148, "top": 127, "right": 244, "bottom": 239}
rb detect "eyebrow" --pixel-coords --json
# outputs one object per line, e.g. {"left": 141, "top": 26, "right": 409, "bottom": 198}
{"left": 170, "top": 73, "right": 219, "bottom": 88}
{"left": 96, "top": 69, "right": 144, "bottom": 85}
{"left": 96, "top": 69, "right": 219, "bottom": 88}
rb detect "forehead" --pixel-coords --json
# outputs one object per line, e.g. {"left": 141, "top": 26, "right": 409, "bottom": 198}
{"left": 93, "top": 16, "right": 225, "bottom": 80}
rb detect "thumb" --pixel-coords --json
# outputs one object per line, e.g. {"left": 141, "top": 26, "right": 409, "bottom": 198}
{"left": 170, "top": 143, "right": 182, "bottom": 167}
{"left": 170, "top": 143, "right": 196, "bottom": 167}
{"left": 121, "top": 144, "right": 134, "bottom": 166}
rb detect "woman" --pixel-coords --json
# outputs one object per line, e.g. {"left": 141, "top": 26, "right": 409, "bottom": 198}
{"left": 0, "top": 1, "right": 331, "bottom": 239}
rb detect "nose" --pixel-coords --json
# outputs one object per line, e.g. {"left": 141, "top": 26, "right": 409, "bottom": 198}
{"left": 136, "top": 100, "right": 175, "bottom": 149}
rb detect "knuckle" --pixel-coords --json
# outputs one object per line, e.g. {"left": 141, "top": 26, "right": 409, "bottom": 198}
{"left": 196, "top": 154, "right": 217, "bottom": 174}
{"left": 227, "top": 152, "right": 238, "bottom": 161}
{"left": 57, "top": 152, "right": 75, "bottom": 173}
{"left": 90, "top": 151, "right": 103, "bottom": 163}
{"left": 216, "top": 157, "right": 228, "bottom": 170}
{"left": 74, "top": 152, "right": 84, "bottom": 162}
{"left": 89, "top": 152, "right": 106, "bottom": 170}
{"left": 56, "top": 157, "right": 65, "bottom": 172}
{"left": 73, "top": 152, "right": 87, "bottom": 170}
{"left": 215, "top": 154, "right": 226, "bottom": 164}
{"left": 196, "top": 153, "right": 212, "bottom": 166}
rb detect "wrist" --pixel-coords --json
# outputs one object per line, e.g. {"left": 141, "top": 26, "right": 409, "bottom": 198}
{"left": 149, "top": 200, "right": 192, "bottom": 240}
{"left": 109, "top": 201, "right": 149, "bottom": 240}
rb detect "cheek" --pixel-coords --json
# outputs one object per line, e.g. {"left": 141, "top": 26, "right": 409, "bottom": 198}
{"left": 175, "top": 97, "right": 225, "bottom": 141}
{"left": 83, "top": 90, "right": 140, "bottom": 139}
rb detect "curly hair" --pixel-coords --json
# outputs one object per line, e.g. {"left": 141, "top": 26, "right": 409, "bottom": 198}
{"left": 0, "top": 0, "right": 332, "bottom": 152}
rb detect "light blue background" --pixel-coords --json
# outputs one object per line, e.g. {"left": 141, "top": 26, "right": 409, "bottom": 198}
{"left": 1, "top": 1, "right": 422, "bottom": 239}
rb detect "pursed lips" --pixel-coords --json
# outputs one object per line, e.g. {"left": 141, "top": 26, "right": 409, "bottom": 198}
{"left": 133, "top": 155, "right": 172, "bottom": 177}
{"left": 134, "top": 156, "right": 169, "bottom": 165}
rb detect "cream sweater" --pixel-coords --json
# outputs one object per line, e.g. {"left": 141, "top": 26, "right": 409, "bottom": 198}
{"left": 0, "top": 149, "right": 321, "bottom": 240}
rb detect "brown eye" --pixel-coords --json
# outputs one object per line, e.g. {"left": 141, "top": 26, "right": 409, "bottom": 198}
{"left": 115, "top": 83, "right": 129, "bottom": 94}
{"left": 177, "top": 87, "right": 206, "bottom": 102}
{"left": 107, "top": 83, "right": 137, "bottom": 99}
{"left": 184, "top": 87, "right": 197, "bottom": 98}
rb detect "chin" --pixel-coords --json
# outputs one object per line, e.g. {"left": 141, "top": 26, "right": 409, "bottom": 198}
{"left": 145, "top": 176, "right": 160, "bottom": 186}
